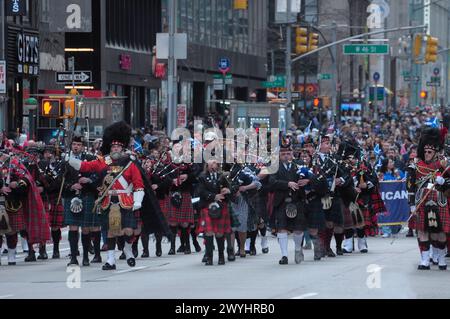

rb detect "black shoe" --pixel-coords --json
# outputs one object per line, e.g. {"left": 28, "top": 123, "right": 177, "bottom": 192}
{"left": 360, "top": 249, "right": 368, "bottom": 254}
{"left": 250, "top": 248, "right": 257, "bottom": 256}
{"left": 127, "top": 258, "right": 136, "bottom": 267}
{"left": 119, "top": 252, "right": 126, "bottom": 260}
{"left": 314, "top": 256, "right": 321, "bottom": 261}
{"left": 102, "top": 263, "right": 116, "bottom": 270}
{"left": 336, "top": 247, "right": 343, "bottom": 256}
{"left": 245, "top": 250, "right": 250, "bottom": 254}
{"left": 91, "top": 255, "right": 102, "bottom": 263}
{"left": 326, "top": 249, "right": 336, "bottom": 258}
{"left": 67, "top": 257, "right": 79, "bottom": 266}
{"left": 439, "top": 265, "right": 447, "bottom": 271}
{"left": 430, "top": 258, "right": 439, "bottom": 266}
{"left": 82, "top": 257, "right": 90, "bottom": 267}
{"left": 406, "top": 229, "right": 414, "bottom": 237}
{"left": 227, "top": 249, "right": 235, "bottom": 262}
{"left": 193, "top": 241, "right": 202, "bottom": 253}
{"left": 2, "top": 248, "right": 7, "bottom": 254}
{"left": 418, "top": 265, "right": 430, "bottom": 270}
{"left": 177, "top": 245, "right": 185, "bottom": 253}
{"left": 37, "top": 252, "right": 48, "bottom": 260}
{"left": 218, "top": 255, "right": 225, "bottom": 265}
{"left": 205, "top": 257, "right": 213, "bottom": 266}
{"left": 262, "top": 248, "right": 269, "bottom": 254}
{"left": 141, "top": 250, "right": 150, "bottom": 258}
{"left": 52, "top": 250, "right": 60, "bottom": 259}
{"left": 342, "top": 249, "right": 352, "bottom": 254}
{"left": 168, "top": 248, "right": 176, "bottom": 255}
{"left": 184, "top": 247, "right": 191, "bottom": 255}
{"left": 25, "top": 253, "right": 36, "bottom": 262}
{"left": 8, "top": 262, "right": 16, "bottom": 266}
{"left": 279, "top": 256, "right": 288, "bottom": 265}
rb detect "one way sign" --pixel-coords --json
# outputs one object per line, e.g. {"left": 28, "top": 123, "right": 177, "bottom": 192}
{"left": 56, "top": 71, "right": 92, "bottom": 84}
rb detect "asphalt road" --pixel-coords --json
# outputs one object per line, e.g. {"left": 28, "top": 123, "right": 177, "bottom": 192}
{"left": 0, "top": 232, "right": 449, "bottom": 299}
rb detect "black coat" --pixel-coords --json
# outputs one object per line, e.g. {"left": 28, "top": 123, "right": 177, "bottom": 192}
{"left": 269, "top": 162, "right": 304, "bottom": 208}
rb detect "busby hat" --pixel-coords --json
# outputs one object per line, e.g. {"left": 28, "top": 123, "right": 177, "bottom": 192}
{"left": 100, "top": 121, "right": 132, "bottom": 155}
{"left": 417, "top": 127, "right": 444, "bottom": 160}
{"left": 72, "top": 133, "right": 86, "bottom": 145}
{"left": 280, "top": 136, "right": 293, "bottom": 152}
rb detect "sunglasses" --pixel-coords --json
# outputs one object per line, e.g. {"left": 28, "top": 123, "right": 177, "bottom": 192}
{"left": 424, "top": 150, "right": 435, "bottom": 154}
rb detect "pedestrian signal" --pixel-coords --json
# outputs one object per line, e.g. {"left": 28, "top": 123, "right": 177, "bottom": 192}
{"left": 41, "top": 99, "right": 61, "bottom": 118}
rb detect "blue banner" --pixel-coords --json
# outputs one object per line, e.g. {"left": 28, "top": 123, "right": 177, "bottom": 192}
{"left": 377, "top": 180, "right": 410, "bottom": 225}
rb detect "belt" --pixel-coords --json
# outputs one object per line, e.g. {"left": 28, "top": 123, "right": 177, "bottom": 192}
{"left": 108, "top": 184, "right": 133, "bottom": 196}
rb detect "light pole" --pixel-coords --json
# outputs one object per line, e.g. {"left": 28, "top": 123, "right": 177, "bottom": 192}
{"left": 285, "top": 0, "right": 293, "bottom": 131}
{"left": 167, "top": 0, "right": 177, "bottom": 136}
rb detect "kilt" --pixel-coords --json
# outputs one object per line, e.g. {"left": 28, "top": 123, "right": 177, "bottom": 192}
{"left": 342, "top": 198, "right": 371, "bottom": 229}
{"left": 44, "top": 200, "right": 64, "bottom": 229}
{"left": 197, "top": 205, "right": 231, "bottom": 235}
{"left": 158, "top": 197, "right": 170, "bottom": 217}
{"left": 416, "top": 190, "right": 450, "bottom": 233}
{"left": 305, "top": 197, "right": 325, "bottom": 230}
{"left": 7, "top": 208, "right": 26, "bottom": 233}
{"left": 275, "top": 201, "right": 307, "bottom": 232}
{"left": 63, "top": 195, "right": 101, "bottom": 228}
{"left": 231, "top": 195, "right": 250, "bottom": 233}
{"left": 101, "top": 207, "right": 137, "bottom": 231}
{"left": 323, "top": 197, "right": 344, "bottom": 226}
{"left": 134, "top": 210, "right": 143, "bottom": 229}
{"left": 166, "top": 191, "right": 194, "bottom": 224}
{"left": 370, "top": 190, "right": 386, "bottom": 215}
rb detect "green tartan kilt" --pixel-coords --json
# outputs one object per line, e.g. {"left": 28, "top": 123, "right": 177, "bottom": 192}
{"left": 63, "top": 195, "right": 102, "bottom": 227}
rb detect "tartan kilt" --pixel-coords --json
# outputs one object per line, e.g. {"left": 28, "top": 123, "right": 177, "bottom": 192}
{"left": 416, "top": 190, "right": 450, "bottom": 233}
{"left": 166, "top": 191, "right": 194, "bottom": 224}
{"left": 158, "top": 197, "right": 170, "bottom": 217}
{"left": 342, "top": 201, "right": 370, "bottom": 229}
{"left": 44, "top": 200, "right": 64, "bottom": 229}
{"left": 134, "top": 210, "right": 143, "bottom": 229}
{"left": 370, "top": 190, "right": 386, "bottom": 215}
{"left": 63, "top": 195, "right": 101, "bottom": 228}
{"left": 408, "top": 213, "right": 416, "bottom": 229}
{"left": 267, "top": 192, "right": 275, "bottom": 217}
{"left": 197, "top": 206, "right": 231, "bottom": 235}
{"left": 7, "top": 208, "right": 26, "bottom": 233}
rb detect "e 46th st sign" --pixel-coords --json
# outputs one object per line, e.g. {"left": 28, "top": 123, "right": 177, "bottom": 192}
{"left": 343, "top": 44, "right": 389, "bottom": 55}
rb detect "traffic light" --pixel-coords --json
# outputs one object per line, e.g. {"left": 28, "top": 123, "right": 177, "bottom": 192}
{"left": 308, "top": 32, "right": 319, "bottom": 51}
{"left": 41, "top": 99, "right": 62, "bottom": 118}
{"left": 420, "top": 90, "right": 428, "bottom": 100}
{"left": 233, "top": 0, "right": 247, "bottom": 9}
{"left": 64, "top": 99, "right": 75, "bottom": 118}
{"left": 313, "top": 97, "right": 321, "bottom": 108}
{"left": 425, "top": 36, "right": 439, "bottom": 63}
{"left": 295, "top": 27, "right": 308, "bottom": 55}
{"left": 413, "top": 33, "right": 423, "bottom": 61}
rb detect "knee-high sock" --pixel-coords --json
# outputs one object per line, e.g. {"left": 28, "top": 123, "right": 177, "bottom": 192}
{"left": 277, "top": 232, "right": 288, "bottom": 257}
{"left": 170, "top": 226, "right": 178, "bottom": 249}
{"left": 132, "top": 235, "right": 140, "bottom": 252}
{"left": 107, "top": 238, "right": 116, "bottom": 265}
{"left": 68, "top": 230, "right": 79, "bottom": 258}
{"left": 51, "top": 229, "right": 61, "bottom": 252}
{"left": 81, "top": 233, "right": 91, "bottom": 259}
{"left": 345, "top": 228, "right": 354, "bottom": 239}
{"left": 205, "top": 236, "right": 214, "bottom": 258}
{"left": 180, "top": 228, "right": 190, "bottom": 249}
{"left": 92, "top": 231, "right": 101, "bottom": 256}
{"left": 6, "top": 233, "right": 18, "bottom": 249}
{"left": 235, "top": 231, "right": 241, "bottom": 249}
{"left": 123, "top": 235, "right": 134, "bottom": 259}
{"left": 191, "top": 227, "right": 199, "bottom": 244}
{"left": 141, "top": 232, "right": 150, "bottom": 253}
{"left": 225, "top": 233, "right": 233, "bottom": 251}
{"left": 293, "top": 233, "right": 304, "bottom": 251}
{"left": 216, "top": 237, "right": 225, "bottom": 255}
{"left": 325, "top": 228, "right": 333, "bottom": 250}
{"left": 249, "top": 230, "right": 257, "bottom": 250}
{"left": 334, "top": 233, "right": 344, "bottom": 250}
{"left": 356, "top": 228, "right": 365, "bottom": 238}
{"left": 117, "top": 235, "right": 125, "bottom": 251}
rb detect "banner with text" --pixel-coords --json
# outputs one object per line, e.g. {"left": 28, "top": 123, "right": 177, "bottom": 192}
{"left": 377, "top": 180, "right": 410, "bottom": 226}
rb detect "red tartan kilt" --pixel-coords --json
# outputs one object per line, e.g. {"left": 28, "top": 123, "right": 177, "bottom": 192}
{"left": 408, "top": 213, "right": 416, "bottom": 229}
{"left": 159, "top": 197, "right": 170, "bottom": 217}
{"left": 134, "top": 210, "right": 143, "bottom": 228}
{"left": 267, "top": 192, "right": 275, "bottom": 217}
{"left": 197, "top": 206, "right": 231, "bottom": 235}
{"left": 166, "top": 192, "right": 194, "bottom": 224}
{"left": 7, "top": 208, "right": 26, "bottom": 233}
{"left": 343, "top": 201, "right": 371, "bottom": 229}
{"left": 416, "top": 191, "right": 450, "bottom": 233}
{"left": 45, "top": 201, "right": 64, "bottom": 228}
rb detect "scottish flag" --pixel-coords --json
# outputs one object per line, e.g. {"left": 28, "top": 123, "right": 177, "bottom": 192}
{"left": 425, "top": 117, "right": 439, "bottom": 128}
{"left": 134, "top": 140, "right": 143, "bottom": 153}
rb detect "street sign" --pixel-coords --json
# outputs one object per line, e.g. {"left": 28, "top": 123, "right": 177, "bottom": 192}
{"left": 213, "top": 74, "right": 233, "bottom": 85}
{"left": 373, "top": 72, "right": 380, "bottom": 82}
{"left": 343, "top": 44, "right": 389, "bottom": 55}
{"left": 433, "top": 68, "right": 440, "bottom": 76}
{"left": 426, "top": 82, "right": 440, "bottom": 87}
{"left": 0, "top": 61, "right": 6, "bottom": 94}
{"left": 262, "top": 75, "right": 285, "bottom": 88}
{"left": 318, "top": 73, "right": 333, "bottom": 80}
{"left": 403, "top": 76, "right": 411, "bottom": 82}
{"left": 218, "top": 58, "right": 231, "bottom": 73}
{"left": 431, "top": 76, "right": 441, "bottom": 83}
{"left": 278, "top": 91, "right": 301, "bottom": 99}
{"left": 56, "top": 71, "right": 92, "bottom": 84}
{"left": 369, "top": 87, "right": 384, "bottom": 101}
{"left": 402, "top": 71, "right": 410, "bottom": 77}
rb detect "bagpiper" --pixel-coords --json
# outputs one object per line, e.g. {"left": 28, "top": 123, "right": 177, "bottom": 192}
{"left": 67, "top": 121, "right": 170, "bottom": 270}
{"left": 410, "top": 127, "right": 450, "bottom": 270}
{"left": 62, "top": 134, "right": 102, "bottom": 267}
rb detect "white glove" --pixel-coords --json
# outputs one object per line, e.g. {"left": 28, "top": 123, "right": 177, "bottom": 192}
{"left": 133, "top": 190, "right": 145, "bottom": 211}
{"left": 436, "top": 176, "right": 445, "bottom": 185}
{"left": 410, "top": 206, "right": 416, "bottom": 214}
{"left": 68, "top": 157, "right": 82, "bottom": 171}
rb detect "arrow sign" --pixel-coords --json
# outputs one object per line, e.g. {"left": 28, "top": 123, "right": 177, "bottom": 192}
{"left": 56, "top": 71, "right": 92, "bottom": 84}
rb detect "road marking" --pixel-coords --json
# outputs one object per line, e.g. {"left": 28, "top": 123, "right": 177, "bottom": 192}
{"left": 291, "top": 293, "right": 318, "bottom": 299}
{"left": 0, "top": 295, "right": 14, "bottom": 299}
{"left": 115, "top": 266, "right": 148, "bottom": 274}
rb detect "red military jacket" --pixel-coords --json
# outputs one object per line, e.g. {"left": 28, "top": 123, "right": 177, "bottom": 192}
{"left": 79, "top": 155, "right": 144, "bottom": 210}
